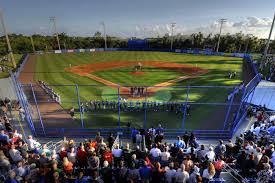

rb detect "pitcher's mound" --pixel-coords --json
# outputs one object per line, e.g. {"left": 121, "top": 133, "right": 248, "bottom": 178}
{"left": 129, "top": 71, "right": 146, "bottom": 75}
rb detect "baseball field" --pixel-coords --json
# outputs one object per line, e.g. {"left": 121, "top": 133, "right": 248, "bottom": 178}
{"left": 22, "top": 51, "right": 243, "bottom": 130}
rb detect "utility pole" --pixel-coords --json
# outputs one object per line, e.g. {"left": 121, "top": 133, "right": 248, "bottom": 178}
{"left": 216, "top": 18, "right": 227, "bottom": 52}
{"left": 30, "top": 35, "right": 35, "bottom": 53}
{"left": 101, "top": 22, "right": 107, "bottom": 50}
{"left": 0, "top": 10, "right": 16, "bottom": 68}
{"left": 49, "top": 16, "right": 61, "bottom": 50}
{"left": 170, "top": 23, "right": 176, "bottom": 50}
{"left": 261, "top": 13, "right": 275, "bottom": 70}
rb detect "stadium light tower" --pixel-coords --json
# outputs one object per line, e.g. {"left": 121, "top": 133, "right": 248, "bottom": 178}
{"left": 30, "top": 35, "right": 35, "bottom": 53}
{"left": 101, "top": 22, "right": 107, "bottom": 50}
{"left": 49, "top": 16, "right": 61, "bottom": 50}
{"left": 261, "top": 13, "right": 275, "bottom": 70}
{"left": 170, "top": 23, "right": 176, "bottom": 50}
{"left": 216, "top": 18, "right": 227, "bottom": 52}
{"left": 0, "top": 10, "right": 16, "bottom": 68}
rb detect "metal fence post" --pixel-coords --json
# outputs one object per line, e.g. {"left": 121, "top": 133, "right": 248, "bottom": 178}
{"left": 182, "top": 86, "right": 190, "bottom": 129}
{"left": 117, "top": 84, "right": 121, "bottom": 129}
{"left": 223, "top": 89, "right": 236, "bottom": 130}
{"left": 75, "top": 84, "right": 84, "bottom": 128}
{"left": 144, "top": 87, "right": 147, "bottom": 129}
{"left": 11, "top": 73, "right": 36, "bottom": 136}
{"left": 30, "top": 83, "right": 46, "bottom": 136}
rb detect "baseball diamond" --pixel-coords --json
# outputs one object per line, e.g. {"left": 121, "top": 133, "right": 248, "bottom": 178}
{"left": 18, "top": 51, "right": 246, "bottom": 130}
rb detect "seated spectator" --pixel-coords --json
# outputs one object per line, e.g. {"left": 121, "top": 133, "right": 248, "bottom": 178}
{"left": 9, "top": 145, "right": 22, "bottom": 163}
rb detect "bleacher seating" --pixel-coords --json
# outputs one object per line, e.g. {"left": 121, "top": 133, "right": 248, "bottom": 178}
{"left": 0, "top": 95, "right": 274, "bottom": 183}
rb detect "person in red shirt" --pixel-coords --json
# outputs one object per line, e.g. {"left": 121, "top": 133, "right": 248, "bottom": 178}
{"left": 103, "top": 148, "right": 113, "bottom": 165}
{"left": 77, "top": 145, "right": 88, "bottom": 168}
{"left": 59, "top": 147, "right": 67, "bottom": 160}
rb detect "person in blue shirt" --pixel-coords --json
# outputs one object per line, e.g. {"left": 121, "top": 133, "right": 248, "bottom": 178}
{"left": 0, "top": 130, "right": 9, "bottom": 145}
{"left": 175, "top": 136, "right": 186, "bottom": 149}
{"left": 131, "top": 128, "right": 139, "bottom": 144}
{"left": 139, "top": 160, "right": 151, "bottom": 182}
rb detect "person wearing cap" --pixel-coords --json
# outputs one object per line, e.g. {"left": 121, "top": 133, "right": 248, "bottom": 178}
{"left": 205, "top": 146, "right": 215, "bottom": 162}
{"left": 189, "top": 165, "right": 201, "bottom": 183}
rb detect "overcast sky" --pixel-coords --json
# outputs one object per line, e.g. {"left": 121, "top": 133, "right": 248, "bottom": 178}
{"left": 1, "top": 0, "right": 275, "bottom": 38}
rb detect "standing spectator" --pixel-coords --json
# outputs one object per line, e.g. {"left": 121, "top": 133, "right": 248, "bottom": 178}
{"left": 182, "top": 155, "right": 193, "bottom": 173}
{"left": 160, "top": 147, "right": 170, "bottom": 167}
{"left": 100, "top": 161, "right": 113, "bottom": 183}
{"left": 122, "top": 143, "right": 132, "bottom": 167}
{"left": 165, "top": 162, "right": 176, "bottom": 183}
{"left": 151, "top": 162, "right": 165, "bottom": 182}
{"left": 131, "top": 128, "right": 139, "bottom": 144}
{"left": 77, "top": 145, "right": 88, "bottom": 169}
{"left": 150, "top": 144, "right": 161, "bottom": 162}
{"left": 202, "top": 163, "right": 215, "bottom": 183}
{"left": 107, "top": 133, "right": 115, "bottom": 149}
{"left": 175, "top": 164, "right": 189, "bottom": 183}
{"left": 256, "top": 163, "right": 273, "bottom": 183}
{"left": 175, "top": 136, "right": 186, "bottom": 149}
{"left": 67, "top": 147, "right": 76, "bottom": 164}
{"left": 215, "top": 140, "right": 226, "bottom": 158}
{"left": 88, "top": 152, "right": 100, "bottom": 175}
{"left": 112, "top": 144, "right": 122, "bottom": 167}
{"left": 189, "top": 165, "right": 201, "bottom": 183}
{"left": 139, "top": 160, "right": 151, "bottom": 183}
{"left": 205, "top": 147, "right": 215, "bottom": 162}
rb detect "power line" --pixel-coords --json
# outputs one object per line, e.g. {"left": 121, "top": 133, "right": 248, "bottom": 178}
{"left": 216, "top": 18, "right": 227, "bottom": 52}
{"left": 0, "top": 10, "right": 16, "bottom": 68}
{"left": 49, "top": 16, "right": 61, "bottom": 50}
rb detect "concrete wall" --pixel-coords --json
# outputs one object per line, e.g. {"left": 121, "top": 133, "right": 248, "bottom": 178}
{"left": 0, "top": 77, "right": 18, "bottom": 100}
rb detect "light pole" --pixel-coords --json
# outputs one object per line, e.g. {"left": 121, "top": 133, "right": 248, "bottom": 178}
{"left": 0, "top": 10, "right": 16, "bottom": 68}
{"left": 216, "top": 18, "right": 227, "bottom": 52}
{"left": 170, "top": 23, "right": 176, "bottom": 50}
{"left": 261, "top": 13, "right": 275, "bottom": 70}
{"left": 101, "top": 22, "right": 107, "bottom": 50}
{"left": 30, "top": 35, "right": 35, "bottom": 53}
{"left": 49, "top": 16, "right": 61, "bottom": 50}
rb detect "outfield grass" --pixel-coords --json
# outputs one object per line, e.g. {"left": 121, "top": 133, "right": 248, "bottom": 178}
{"left": 0, "top": 54, "right": 23, "bottom": 78}
{"left": 34, "top": 51, "right": 243, "bottom": 129}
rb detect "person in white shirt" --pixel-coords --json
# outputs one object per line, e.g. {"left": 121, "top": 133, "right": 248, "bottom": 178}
{"left": 67, "top": 147, "right": 76, "bottom": 164}
{"left": 174, "top": 164, "right": 189, "bottom": 183}
{"left": 202, "top": 163, "right": 215, "bottom": 182}
{"left": 112, "top": 144, "right": 122, "bottom": 167}
{"left": 160, "top": 147, "right": 170, "bottom": 166}
{"left": 26, "top": 135, "right": 40, "bottom": 150}
{"left": 189, "top": 165, "right": 200, "bottom": 183}
{"left": 205, "top": 147, "right": 215, "bottom": 162}
{"left": 150, "top": 145, "right": 161, "bottom": 162}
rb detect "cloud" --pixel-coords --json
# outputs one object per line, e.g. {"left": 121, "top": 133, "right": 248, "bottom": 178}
{"left": 117, "top": 16, "right": 273, "bottom": 39}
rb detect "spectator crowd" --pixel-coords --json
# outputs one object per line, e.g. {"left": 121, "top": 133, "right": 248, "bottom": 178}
{"left": 0, "top": 96, "right": 274, "bottom": 183}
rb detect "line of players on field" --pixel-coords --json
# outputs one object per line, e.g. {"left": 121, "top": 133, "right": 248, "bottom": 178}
{"left": 80, "top": 100, "right": 191, "bottom": 114}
